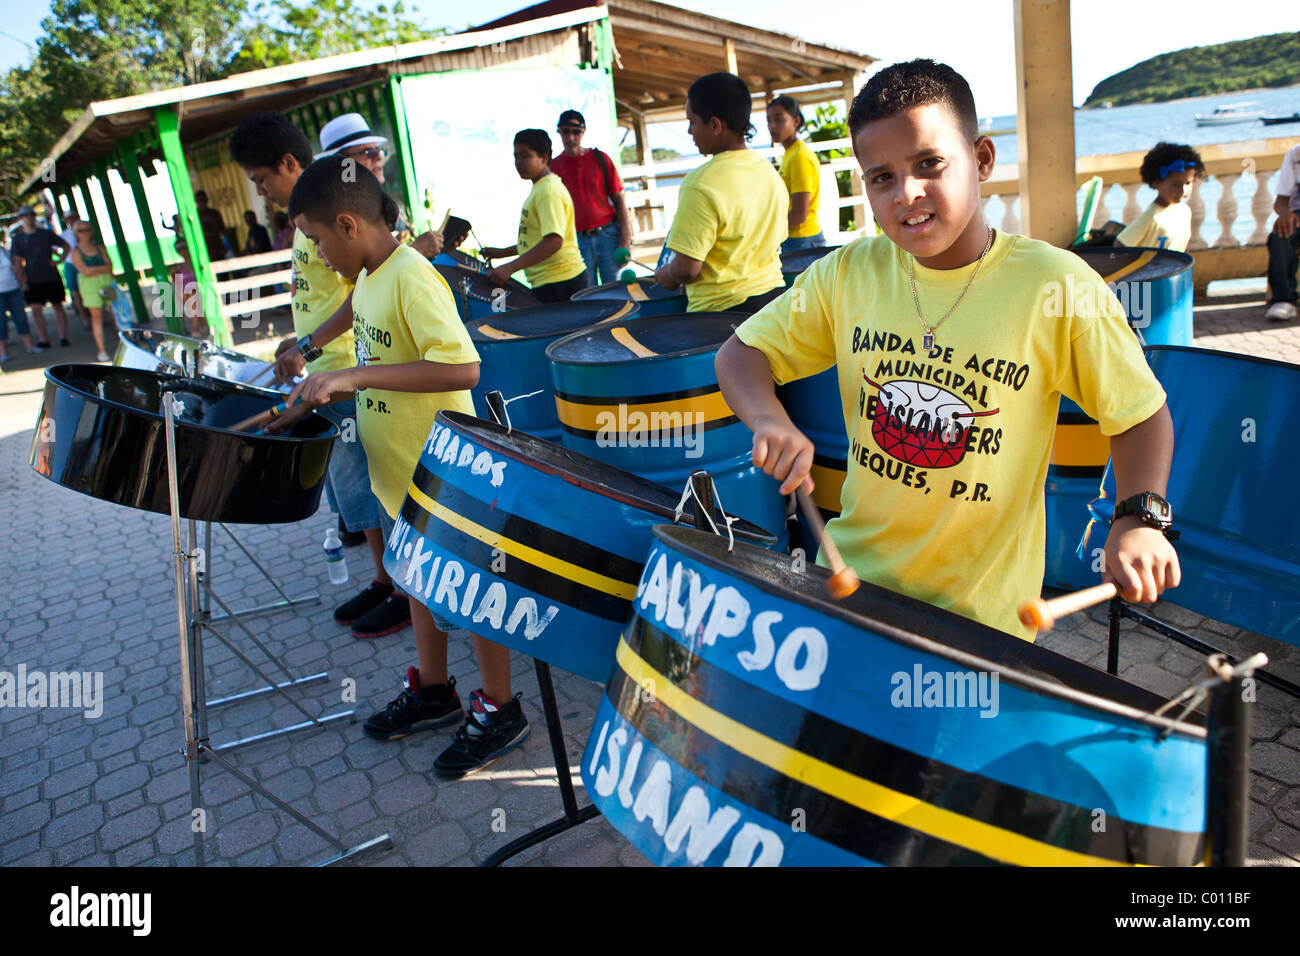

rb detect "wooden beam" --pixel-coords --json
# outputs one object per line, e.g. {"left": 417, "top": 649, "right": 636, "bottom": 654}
{"left": 725, "top": 37, "right": 738, "bottom": 74}
{"left": 1013, "top": 0, "right": 1076, "bottom": 245}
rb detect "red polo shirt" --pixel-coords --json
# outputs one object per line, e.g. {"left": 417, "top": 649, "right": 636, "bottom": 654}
{"left": 551, "top": 148, "right": 623, "bottom": 232}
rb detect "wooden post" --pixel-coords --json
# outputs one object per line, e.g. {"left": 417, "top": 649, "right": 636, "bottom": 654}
{"left": 725, "top": 37, "right": 738, "bottom": 75}
{"left": 1013, "top": 0, "right": 1077, "bottom": 245}
{"left": 633, "top": 111, "right": 657, "bottom": 234}
{"left": 155, "top": 105, "right": 228, "bottom": 344}
{"left": 117, "top": 139, "right": 169, "bottom": 286}
{"left": 842, "top": 71, "right": 865, "bottom": 232}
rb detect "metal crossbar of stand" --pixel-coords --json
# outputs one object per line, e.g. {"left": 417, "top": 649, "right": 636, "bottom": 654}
{"left": 163, "top": 398, "right": 392, "bottom": 865}
{"left": 1106, "top": 598, "right": 1300, "bottom": 701}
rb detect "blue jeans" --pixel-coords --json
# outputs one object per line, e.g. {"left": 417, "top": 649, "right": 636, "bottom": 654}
{"left": 0, "top": 288, "right": 30, "bottom": 338}
{"left": 1267, "top": 229, "right": 1300, "bottom": 305}
{"left": 315, "top": 397, "right": 381, "bottom": 533}
{"left": 781, "top": 232, "right": 827, "bottom": 253}
{"left": 576, "top": 220, "right": 621, "bottom": 286}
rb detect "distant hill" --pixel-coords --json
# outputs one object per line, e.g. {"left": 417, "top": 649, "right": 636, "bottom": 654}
{"left": 1083, "top": 32, "right": 1300, "bottom": 107}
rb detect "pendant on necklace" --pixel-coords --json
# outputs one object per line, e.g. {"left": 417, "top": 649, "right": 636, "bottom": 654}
{"left": 922, "top": 332, "right": 934, "bottom": 351}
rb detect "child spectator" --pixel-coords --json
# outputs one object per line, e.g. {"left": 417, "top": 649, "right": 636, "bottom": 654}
{"left": 1115, "top": 143, "right": 1204, "bottom": 251}
{"left": 767, "top": 94, "right": 826, "bottom": 251}
{"left": 716, "top": 59, "right": 1180, "bottom": 641}
{"left": 656, "top": 73, "right": 787, "bottom": 312}
{"left": 482, "top": 129, "right": 589, "bottom": 302}
{"left": 284, "top": 156, "right": 530, "bottom": 777}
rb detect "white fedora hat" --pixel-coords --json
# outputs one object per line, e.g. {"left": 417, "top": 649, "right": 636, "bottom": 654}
{"left": 316, "top": 113, "right": 388, "bottom": 159}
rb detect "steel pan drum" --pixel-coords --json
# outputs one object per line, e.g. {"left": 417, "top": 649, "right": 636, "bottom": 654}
{"left": 780, "top": 244, "right": 840, "bottom": 287}
{"left": 114, "top": 329, "right": 288, "bottom": 395}
{"left": 467, "top": 300, "right": 638, "bottom": 443}
{"left": 583, "top": 525, "right": 1206, "bottom": 866}
{"left": 433, "top": 263, "right": 540, "bottom": 322}
{"left": 1043, "top": 249, "right": 1192, "bottom": 590}
{"left": 572, "top": 278, "right": 689, "bottom": 317}
{"left": 31, "top": 364, "right": 337, "bottom": 524}
{"left": 1082, "top": 345, "right": 1300, "bottom": 647}
{"left": 381, "top": 411, "right": 776, "bottom": 682}
{"left": 547, "top": 314, "right": 788, "bottom": 546}
{"left": 433, "top": 250, "right": 490, "bottom": 272}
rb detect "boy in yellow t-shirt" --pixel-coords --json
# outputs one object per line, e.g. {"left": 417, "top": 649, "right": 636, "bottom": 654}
{"left": 483, "top": 129, "right": 588, "bottom": 302}
{"left": 283, "top": 156, "right": 530, "bottom": 779}
{"left": 1115, "top": 142, "right": 1204, "bottom": 252}
{"left": 717, "top": 59, "right": 1182, "bottom": 641}
{"left": 767, "top": 94, "right": 825, "bottom": 252}
{"left": 655, "top": 72, "right": 787, "bottom": 312}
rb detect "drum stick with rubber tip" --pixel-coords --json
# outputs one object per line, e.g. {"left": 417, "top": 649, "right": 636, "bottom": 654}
{"left": 228, "top": 394, "right": 304, "bottom": 433}
{"left": 1018, "top": 582, "right": 1119, "bottom": 633}
{"left": 794, "top": 485, "right": 859, "bottom": 599}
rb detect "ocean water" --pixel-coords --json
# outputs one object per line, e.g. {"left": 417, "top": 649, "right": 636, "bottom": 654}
{"left": 983, "top": 85, "right": 1300, "bottom": 244}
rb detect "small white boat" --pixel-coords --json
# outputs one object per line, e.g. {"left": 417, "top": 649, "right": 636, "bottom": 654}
{"left": 1195, "top": 103, "right": 1265, "bottom": 126}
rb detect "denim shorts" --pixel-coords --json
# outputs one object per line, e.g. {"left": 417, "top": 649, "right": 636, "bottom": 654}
{"left": 376, "top": 504, "right": 456, "bottom": 631}
{"left": 781, "top": 232, "right": 827, "bottom": 253}
{"left": 0, "top": 288, "right": 30, "bottom": 338}
{"left": 315, "top": 397, "right": 381, "bottom": 533}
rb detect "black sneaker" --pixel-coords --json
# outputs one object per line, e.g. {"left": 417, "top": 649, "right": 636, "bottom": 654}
{"left": 433, "top": 689, "right": 531, "bottom": 779}
{"left": 350, "top": 593, "right": 411, "bottom": 639}
{"left": 363, "top": 668, "right": 462, "bottom": 740}
{"left": 334, "top": 580, "right": 394, "bottom": 625}
{"left": 339, "top": 516, "right": 366, "bottom": 547}
{"left": 59, "top": 338, "right": 71, "bottom": 347}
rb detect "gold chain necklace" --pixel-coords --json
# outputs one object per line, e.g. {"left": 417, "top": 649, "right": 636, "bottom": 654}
{"left": 907, "top": 227, "right": 994, "bottom": 351}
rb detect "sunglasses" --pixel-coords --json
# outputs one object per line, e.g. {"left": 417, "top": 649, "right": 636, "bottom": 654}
{"left": 557, "top": 126, "right": 585, "bottom": 134}
{"left": 344, "top": 146, "right": 387, "bottom": 162}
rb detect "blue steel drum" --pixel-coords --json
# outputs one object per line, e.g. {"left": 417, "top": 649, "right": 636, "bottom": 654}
{"left": 433, "top": 250, "right": 489, "bottom": 272}
{"left": 547, "top": 314, "right": 788, "bottom": 547}
{"left": 780, "top": 244, "right": 840, "bottom": 287}
{"left": 778, "top": 367, "right": 845, "bottom": 558}
{"left": 467, "top": 300, "right": 638, "bottom": 443}
{"left": 583, "top": 524, "right": 1207, "bottom": 867}
{"left": 1043, "top": 248, "right": 1193, "bottom": 590}
{"left": 1081, "top": 345, "right": 1300, "bottom": 647}
{"left": 572, "top": 277, "right": 688, "bottom": 317}
{"left": 433, "top": 263, "right": 540, "bottom": 322}
{"left": 381, "top": 411, "right": 776, "bottom": 682}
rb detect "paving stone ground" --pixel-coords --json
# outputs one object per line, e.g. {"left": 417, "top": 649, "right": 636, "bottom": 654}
{"left": 1, "top": 291, "right": 1298, "bottom": 867}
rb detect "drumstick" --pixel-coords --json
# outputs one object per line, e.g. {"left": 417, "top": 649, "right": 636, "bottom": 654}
{"left": 794, "top": 486, "right": 859, "bottom": 600}
{"left": 228, "top": 395, "right": 304, "bottom": 433}
{"left": 248, "top": 364, "right": 276, "bottom": 386}
{"left": 1018, "top": 582, "right": 1119, "bottom": 632}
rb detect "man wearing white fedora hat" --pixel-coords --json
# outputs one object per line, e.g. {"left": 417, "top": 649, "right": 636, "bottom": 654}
{"left": 317, "top": 113, "right": 449, "bottom": 260}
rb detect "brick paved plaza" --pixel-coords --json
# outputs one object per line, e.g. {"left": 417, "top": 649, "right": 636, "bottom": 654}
{"left": 2, "top": 288, "right": 1298, "bottom": 867}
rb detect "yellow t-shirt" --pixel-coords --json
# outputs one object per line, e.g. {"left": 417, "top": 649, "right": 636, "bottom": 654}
{"left": 736, "top": 231, "right": 1166, "bottom": 641}
{"left": 666, "top": 148, "right": 786, "bottom": 312}
{"left": 518, "top": 173, "right": 586, "bottom": 287}
{"left": 1116, "top": 201, "right": 1192, "bottom": 252}
{"left": 292, "top": 228, "right": 356, "bottom": 373}
{"left": 351, "top": 244, "right": 480, "bottom": 518}
{"left": 780, "top": 138, "right": 822, "bottom": 239}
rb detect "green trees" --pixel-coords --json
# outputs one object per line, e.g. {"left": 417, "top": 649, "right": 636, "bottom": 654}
{"left": 1083, "top": 32, "right": 1300, "bottom": 107}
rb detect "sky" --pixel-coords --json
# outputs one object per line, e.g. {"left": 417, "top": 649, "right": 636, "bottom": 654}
{"left": 3, "top": 0, "right": 1297, "bottom": 119}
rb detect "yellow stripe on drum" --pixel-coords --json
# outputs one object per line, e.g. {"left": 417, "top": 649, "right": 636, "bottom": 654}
{"left": 615, "top": 639, "right": 1134, "bottom": 867}
{"left": 810, "top": 462, "right": 846, "bottom": 513}
{"left": 555, "top": 390, "right": 735, "bottom": 432}
{"left": 474, "top": 324, "right": 518, "bottom": 340}
{"left": 1050, "top": 423, "right": 1110, "bottom": 468}
{"left": 611, "top": 325, "right": 656, "bottom": 357}
{"left": 625, "top": 282, "right": 649, "bottom": 302}
{"left": 1102, "top": 250, "right": 1156, "bottom": 284}
{"left": 406, "top": 483, "right": 637, "bottom": 600}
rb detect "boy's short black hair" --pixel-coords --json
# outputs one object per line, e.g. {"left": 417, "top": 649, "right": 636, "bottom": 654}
{"left": 229, "top": 112, "right": 314, "bottom": 171}
{"left": 1139, "top": 142, "right": 1205, "bottom": 187}
{"left": 767, "top": 94, "right": 805, "bottom": 131}
{"left": 848, "top": 59, "right": 979, "bottom": 143}
{"left": 194, "top": 190, "right": 208, "bottom": 203}
{"left": 288, "top": 155, "right": 398, "bottom": 230}
{"left": 688, "top": 72, "right": 756, "bottom": 141}
{"left": 514, "top": 129, "right": 553, "bottom": 162}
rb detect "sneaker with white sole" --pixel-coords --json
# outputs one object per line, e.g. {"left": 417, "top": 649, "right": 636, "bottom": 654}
{"left": 433, "top": 690, "right": 530, "bottom": 779}
{"left": 362, "top": 668, "right": 462, "bottom": 740}
{"left": 1266, "top": 301, "right": 1297, "bottom": 322}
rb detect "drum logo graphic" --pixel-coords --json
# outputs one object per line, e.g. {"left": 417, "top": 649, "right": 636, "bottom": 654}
{"left": 863, "top": 373, "right": 999, "bottom": 468}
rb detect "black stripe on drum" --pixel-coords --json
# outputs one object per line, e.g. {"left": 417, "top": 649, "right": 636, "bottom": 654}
{"left": 812, "top": 452, "right": 847, "bottom": 471}
{"left": 623, "top": 617, "right": 1204, "bottom": 866}
{"left": 411, "top": 463, "right": 644, "bottom": 585}
{"left": 1057, "top": 411, "right": 1100, "bottom": 426}
{"left": 605, "top": 665, "right": 1002, "bottom": 866}
{"left": 1051, "top": 465, "right": 1107, "bottom": 478}
{"left": 559, "top": 414, "right": 740, "bottom": 442}
{"left": 554, "top": 383, "right": 719, "bottom": 406}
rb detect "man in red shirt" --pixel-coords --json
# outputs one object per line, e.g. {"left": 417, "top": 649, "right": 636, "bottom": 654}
{"left": 549, "top": 110, "right": 633, "bottom": 287}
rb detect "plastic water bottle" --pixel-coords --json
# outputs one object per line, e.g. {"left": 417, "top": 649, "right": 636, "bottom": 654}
{"left": 323, "top": 528, "right": 349, "bottom": 585}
